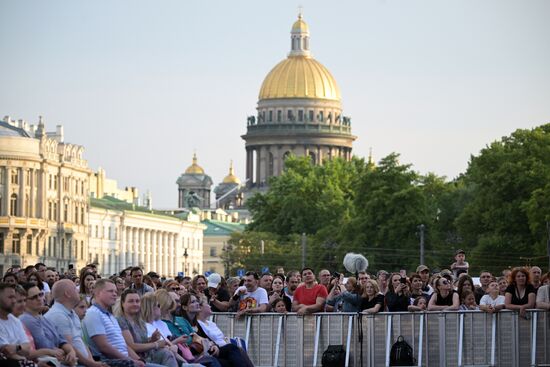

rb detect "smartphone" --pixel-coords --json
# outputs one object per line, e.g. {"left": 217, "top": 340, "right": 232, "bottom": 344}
{"left": 68, "top": 264, "right": 74, "bottom": 270}
{"left": 400, "top": 277, "right": 407, "bottom": 284}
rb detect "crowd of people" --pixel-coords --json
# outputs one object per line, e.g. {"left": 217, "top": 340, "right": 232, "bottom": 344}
{"left": 0, "top": 249, "right": 549, "bottom": 367}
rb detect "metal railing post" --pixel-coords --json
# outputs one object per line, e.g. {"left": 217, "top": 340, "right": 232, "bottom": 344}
{"left": 313, "top": 315, "right": 322, "bottom": 366}
{"left": 458, "top": 312, "right": 464, "bottom": 367}
{"left": 273, "top": 315, "right": 283, "bottom": 367}
{"left": 531, "top": 311, "right": 538, "bottom": 367}
{"left": 385, "top": 314, "right": 393, "bottom": 367}
{"left": 490, "top": 313, "right": 496, "bottom": 366}
{"left": 417, "top": 313, "right": 424, "bottom": 367}
{"left": 345, "top": 315, "right": 353, "bottom": 367}
{"left": 439, "top": 313, "right": 447, "bottom": 367}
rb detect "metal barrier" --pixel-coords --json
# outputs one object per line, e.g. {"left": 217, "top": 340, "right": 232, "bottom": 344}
{"left": 212, "top": 310, "right": 550, "bottom": 367}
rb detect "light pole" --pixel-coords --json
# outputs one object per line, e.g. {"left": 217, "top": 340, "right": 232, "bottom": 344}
{"left": 183, "top": 248, "right": 188, "bottom": 276}
{"left": 418, "top": 224, "right": 425, "bottom": 265}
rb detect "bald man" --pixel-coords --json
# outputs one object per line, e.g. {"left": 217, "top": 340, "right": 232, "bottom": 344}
{"left": 45, "top": 280, "right": 107, "bottom": 367}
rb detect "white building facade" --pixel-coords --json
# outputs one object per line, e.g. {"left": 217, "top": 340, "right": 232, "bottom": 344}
{"left": 89, "top": 196, "right": 205, "bottom": 277}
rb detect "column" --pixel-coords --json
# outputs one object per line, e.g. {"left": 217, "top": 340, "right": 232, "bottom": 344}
{"left": 163, "top": 233, "right": 169, "bottom": 276}
{"left": 145, "top": 230, "right": 151, "bottom": 271}
{"left": 171, "top": 234, "right": 177, "bottom": 276}
{"left": 255, "top": 147, "right": 261, "bottom": 186}
{"left": 155, "top": 231, "right": 162, "bottom": 273}
{"left": 131, "top": 228, "right": 138, "bottom": 266}
{"left": 120, "top": 226, "right": 126, "bottom": 270}
{"left": 138, "top": 229, "right": 145, "bottom": 268}
{"left": 246, "top": 148, "right": 253, "bottom": 185}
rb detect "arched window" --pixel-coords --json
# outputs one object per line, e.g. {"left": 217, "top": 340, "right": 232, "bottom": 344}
{"left": 10, "top": 194, "right": 17, "bottom": 216}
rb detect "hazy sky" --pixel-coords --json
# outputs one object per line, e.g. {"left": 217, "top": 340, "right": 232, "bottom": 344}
{"left": 2, "top": 1, "right": 549, "bottom": 208}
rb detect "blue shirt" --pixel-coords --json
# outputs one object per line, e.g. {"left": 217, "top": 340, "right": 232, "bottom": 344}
{"left": 19, "top": 312, "right": 67, "bottom": 349}
{"left": 83, "top": 303, "right": 128, "bottom": 358}
{"left": 44, "top": 302, "right": 89, "bottom": 358}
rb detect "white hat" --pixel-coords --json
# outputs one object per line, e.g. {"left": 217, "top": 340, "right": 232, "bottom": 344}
{"left": 207, "top": 273, "right": 221, "bottom": 288}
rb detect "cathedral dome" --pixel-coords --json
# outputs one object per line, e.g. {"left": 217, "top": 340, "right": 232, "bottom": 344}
{"left": 258, "top": 14, "right": 341, "bottom": 102}
{"left": 222, "top": 161, "right": 241, "bottom": 184}
{"left": 184, "top": 153, "right": 205, "bottom": 174}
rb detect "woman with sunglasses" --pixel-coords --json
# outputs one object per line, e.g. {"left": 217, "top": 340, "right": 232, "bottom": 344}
{"left": 115, "top": 289, "right": 177, "bottom": 367}
{"left": 428, "top": 276, "right": 460, "bottom": 311}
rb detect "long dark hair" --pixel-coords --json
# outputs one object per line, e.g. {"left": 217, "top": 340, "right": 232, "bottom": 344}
{"left": 179, "top": 293, "right": 198, "bottom": 326}
{"left": 80, "top": 271, "right": 96, "bottom": 295}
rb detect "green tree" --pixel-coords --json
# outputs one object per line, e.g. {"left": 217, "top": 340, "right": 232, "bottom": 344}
{"left": 456, "top": 124, "right": 550, "bottom": 273}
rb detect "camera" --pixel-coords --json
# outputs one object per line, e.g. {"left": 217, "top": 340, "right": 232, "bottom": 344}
{"left": 400, "top": 277, "right": 407, "bottom": 284}
{"left": 331, "top": 272, "right": 340, "bottom": 279}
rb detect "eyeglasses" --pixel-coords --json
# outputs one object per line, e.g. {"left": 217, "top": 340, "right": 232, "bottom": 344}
{"left": 440, "top": 280, "right": 449, "bottom": 286}
{"left": 27, "top": 292, "right": 44, "bottom": 300}
{"left": 171, "top": 287, "right": 179, "bottom": 291}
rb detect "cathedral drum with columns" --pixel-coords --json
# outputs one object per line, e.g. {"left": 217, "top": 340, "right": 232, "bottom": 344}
{"left": 242, "top": 14, "right": 357, "bottom": 188}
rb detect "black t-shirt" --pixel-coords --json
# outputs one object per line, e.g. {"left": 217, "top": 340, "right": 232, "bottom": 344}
{"left": 205, "top": 287, "right": 230, "bottom": 312}
{"left": 434, "top": 290, "right": 455, "bottom": 306}
{"left": 505, "top": 284, "right": 536, "bottom": 305}
{"left": 385, "top": 291, "right": 409, "bottom": 312}
{"left": 361, "top": 294, "right": 384, "bottom": 311}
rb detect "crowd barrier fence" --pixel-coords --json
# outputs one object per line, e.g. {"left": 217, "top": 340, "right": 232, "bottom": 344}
{"left": 211, "top": 310, "right": 550, "bottom": 367}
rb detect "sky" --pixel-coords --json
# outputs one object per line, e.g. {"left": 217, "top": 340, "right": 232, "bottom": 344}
{"left": 1, "top": 0, "right": 549, "bottom": 208}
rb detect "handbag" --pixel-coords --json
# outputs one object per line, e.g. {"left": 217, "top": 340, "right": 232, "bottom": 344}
{"left": 321, "top": 344, "right": 346, "bottom": 367}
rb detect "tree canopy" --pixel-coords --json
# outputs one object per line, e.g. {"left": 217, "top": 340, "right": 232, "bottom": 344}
{"left": 231, "top": 124, "right": 550, "bottom": 275}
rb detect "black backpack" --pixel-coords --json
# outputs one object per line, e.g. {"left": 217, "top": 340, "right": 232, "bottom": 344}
{"left": 389, "top": 335, "right": 416, "bottom": 366}
{"left": 321, "top": 344, "right": 346, "bottom": 367}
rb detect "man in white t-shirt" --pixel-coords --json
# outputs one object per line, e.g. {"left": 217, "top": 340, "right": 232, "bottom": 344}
{"left": 231, "top": 272, "right": 268, "bottom": 316}
{"left": 0, "top": 283, "right": 31, "bottom": 360}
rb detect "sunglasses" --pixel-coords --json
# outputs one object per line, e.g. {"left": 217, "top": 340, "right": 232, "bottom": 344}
{"left": 440, "top": 280, "right": 449, "bottom": 285}
{"left": 171, "top": 287, "right": 179, "bottom": 291}
{"left": 28, "top": 291, "right": 45, "bottom": 300}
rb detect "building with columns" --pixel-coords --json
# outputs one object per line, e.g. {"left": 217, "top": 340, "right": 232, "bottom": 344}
{"left": 176, "top": 153, "right": 213, "bottom": 209}
{"left": 0, "top": 116, "right": 91, "bottom": 274}
{"left": 241, "top": 14, "right": 356, "bottom": 187}
{"left": 89, "top": 195, "right": 205, "bottom": 278}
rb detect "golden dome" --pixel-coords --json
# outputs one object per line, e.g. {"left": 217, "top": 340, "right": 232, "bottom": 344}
{"left": 259, "top": 56, "right": 341, "bottom": 101}
{"left": 258, "top": 15, "right": 340, "bottom": 101}
{"left": 292, "top": 15, "right": 309, "bottom": 33}
{"left": 185, "top": 153, "right": 205, "bottom": 174}
{"left": 222, "top": 161, "right": 241, "bottom": 184}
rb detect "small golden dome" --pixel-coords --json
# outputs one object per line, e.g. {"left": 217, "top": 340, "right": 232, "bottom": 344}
{"left": 185, "top": 153, "right": 205, "bottom": 174}
{"left": 258, "top": 56, "right": 341, "bottom": 101}
{"left": 223, "top": 161, "right": 241, "bottom": 184}
{"left": 292, "top": 15, "right": 309, "bottom": 33}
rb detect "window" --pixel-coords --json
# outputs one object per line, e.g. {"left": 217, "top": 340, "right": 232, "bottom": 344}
{"left": 268, "top": 152, "right": 274, "bottom": 177}
{"left": 61, "top": 238, "right": 64, "bottom": 258}
{"left": 12, "top": 234, "right": 20, "bottom": 254}
{"left": 277, "top": 110, "right": 282, "bottom": 122}
{"left": 48, "top": 202, "right": 53, "bottom": 220}
{"left": 35, "top": 238, "right": 39, "bottom": 256}
{"left": 48, "top": 237, "right": 51, "bottom": 257}
{"left": 54, "top": 175, "right": 58, "bottom": 190}
{"left": 74, "top": 206, "right": 79, "bottom": 223}
{"left": 0, "top": 233, "right": 4, "bottom": 253}
{"left": 81, "top": 241, "right": 84, "bottom": 260}
{"left": 298, "top": 110, "right": 304, "bottom": 122}
{"left": 52, "top": 237, "right": 57, "bottom": 257}
{"left": 287, "top": 110, "right": 293, "bottom": 121}
{"left": 49, "top": 175, "right": 53, "bottom": 190}
{"left": 268, "top": 110, "right": 273, "bottom": 122}
{"left": 0, "top": 195, "right": 2, "bottom": 216}
{"left": 210, "top": 247, "right": 217, "bottom": 257}
{"left": 64, "top": 202, "right": 68, "bottom": 222}
{"left": 10, "top": 194, "right": 17, "bottom": 216}
{"left": 319, "top": 111, "right": 324, "bottom": 122}
{"left": 81, "top": 206, "right": 85, "bottom": 225}
{"left": 11, "top": 169, "right": 19, "bottom": 185}
{"left": 53, "top": 202, "right": 58, "bottom": 220}
{"left": 309, "top": 110, "right": 314, "bottom": 122}
{"left": 26, "top": 236, "right": 32, "bottom": 254}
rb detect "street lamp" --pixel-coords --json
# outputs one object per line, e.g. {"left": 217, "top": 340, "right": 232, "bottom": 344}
{"left": 183, "top": 248, "right": 188, "bottom": 276}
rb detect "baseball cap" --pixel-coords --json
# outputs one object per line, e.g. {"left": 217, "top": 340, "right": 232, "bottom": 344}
{"left": 416, "top": 265, "right": 430, "bottom": 273}
{"left": 455, "top": 249, "right": 465, "bottom": 255}
{"left": 207, "top": 273, "right": 221, "bottom": 288}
